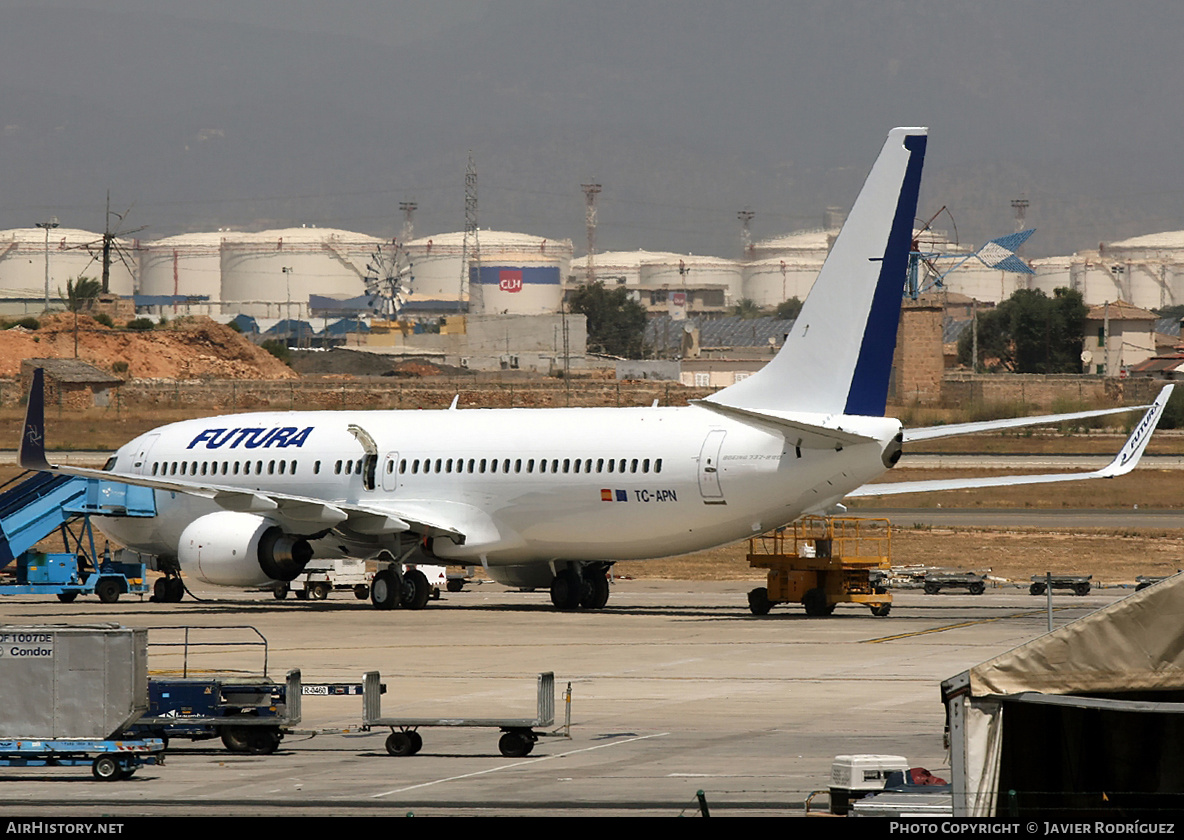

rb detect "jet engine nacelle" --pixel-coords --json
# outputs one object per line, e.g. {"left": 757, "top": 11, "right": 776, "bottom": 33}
{"left": 178, "top": 511, "right": 313, "bottom": 587}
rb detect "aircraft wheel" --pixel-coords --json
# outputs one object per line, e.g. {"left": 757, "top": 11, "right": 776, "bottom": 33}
{"left": 549, "top": 569, "right": 582, "bottom": 610}
{"left": 273, "top": 583, "right": 289, "bottom": 600}
{"left": 401, "top": 569, "right": 431, "bottom": 610}
{"left": 407, "top": 731, "right": 423, "bottom": 755}
{"left": 748, "top": 587, "right": 773, "bottom": 615}
{"left": 371, "top": 569, "right": 401, "bottom": 610}
{"left": 580, "top": 567, "right": 610, "bottom": 609}
{"left": 96, "top": 578, "right": 121, "bottom": 604}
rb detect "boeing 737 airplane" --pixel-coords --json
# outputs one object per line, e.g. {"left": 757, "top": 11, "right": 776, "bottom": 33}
{"left": 18, "top": 128, "right": 1174, "bottom": 612}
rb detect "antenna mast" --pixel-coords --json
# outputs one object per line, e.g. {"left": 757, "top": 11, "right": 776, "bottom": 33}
{"left": 460, "top": 153, "right": 480, "bottom": 310}
{"left": 582, "top": 183, "right": 601, "bottom": 286}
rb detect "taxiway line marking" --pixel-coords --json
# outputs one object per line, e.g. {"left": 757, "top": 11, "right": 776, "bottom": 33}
{"left": 862, "top": 607, "right": 1077, "bottom": 644}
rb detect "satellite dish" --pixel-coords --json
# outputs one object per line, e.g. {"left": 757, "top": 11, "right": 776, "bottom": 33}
{"left": 1081, "top": 350, "right": 1093, "bottom": 364}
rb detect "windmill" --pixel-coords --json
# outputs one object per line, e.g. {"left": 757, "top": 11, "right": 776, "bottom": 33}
{"left": 362, "top": 240, "right": 414, "bottom": 319}
{"left": 907, "top": 206, "right": 1035, "bottom": 299}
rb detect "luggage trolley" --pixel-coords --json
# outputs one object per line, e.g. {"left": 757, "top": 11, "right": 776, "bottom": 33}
{"left": 362, "top": 671, "right": 571, "bottom": 758}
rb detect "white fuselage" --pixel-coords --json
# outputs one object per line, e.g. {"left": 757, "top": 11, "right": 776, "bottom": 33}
{"left": 96, "top": 404, "right": 901, "bottom": 575}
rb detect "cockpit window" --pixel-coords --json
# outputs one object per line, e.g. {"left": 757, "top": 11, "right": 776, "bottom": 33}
{"left": 103, "top": 456, "right": 117, "bottom": 471}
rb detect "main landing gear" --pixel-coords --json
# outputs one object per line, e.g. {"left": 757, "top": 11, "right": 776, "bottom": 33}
{"left": 371, "top": 565, "right": 432, "bottom": 611}
{"left": 550, "top": 563, "right": 612, "bottom": 611}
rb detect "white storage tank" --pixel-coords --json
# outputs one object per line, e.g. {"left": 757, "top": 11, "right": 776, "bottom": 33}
{"left": 139, "top": 231, "right": 225, "bottom": 304}
{"left": 637, "top": 254, "right": 743, "bottom": 303}
{"left": 470, "top": 263, "right": 563, "bottom": 315}
{"left": 403, "top": 231, "right": 573, "bottom": 308}
{"left": 750, "top": 227, "right": 835, "bottom": 263}
{"left": 220, "top": 227, "right": 384, "bottom": 319}
{"left": 742, "top": 257, "right": 821, "bottom": 306}
{"left": 0, "top": 227, "right": 135, "bottom": 300}
{"left": 568, "top": 251, "right": 648, "bottom": 288}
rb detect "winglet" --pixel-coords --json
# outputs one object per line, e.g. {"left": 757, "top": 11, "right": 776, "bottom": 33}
{"left": 19, "top": 368, "right": 51, "bottom": 471}
{"left": 1098, "top": 384, "right": 1174, "bottom": 478}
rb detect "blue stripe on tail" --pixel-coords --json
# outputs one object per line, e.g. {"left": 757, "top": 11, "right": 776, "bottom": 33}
{"left": 843, "top": 133, "right": 928, "bottom": 416}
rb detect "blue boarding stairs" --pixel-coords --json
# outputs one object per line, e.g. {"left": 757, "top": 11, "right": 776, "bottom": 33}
{"left": 0, "top": 470, "right": 156, "bottom": 603}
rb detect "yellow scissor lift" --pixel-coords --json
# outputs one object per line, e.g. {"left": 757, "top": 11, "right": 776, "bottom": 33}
{"left": 746, "top": 516, "right": 893, "bottom": 617}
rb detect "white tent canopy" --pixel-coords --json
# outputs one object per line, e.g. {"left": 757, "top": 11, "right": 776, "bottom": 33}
{"left": 943, "top": 574, "right": 1184, "bottom": 817}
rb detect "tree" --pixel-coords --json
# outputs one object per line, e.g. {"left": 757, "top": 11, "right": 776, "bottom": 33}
{"left": 731, "top": 298, "right": 765, "bottom": 319}
{"left": 773, "top": 297, "right": 803, "bottom": 321}
{"left": 958, "top": 287, "right": 1087, "bottom": 373}
{"left": 567, "top": 281, "right": 648, "bottom": 358}
{"left": 61, "top": 276, "right": 102, "bottom": 312}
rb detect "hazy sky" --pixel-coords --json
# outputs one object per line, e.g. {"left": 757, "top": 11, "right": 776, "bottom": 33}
{"left": 4, "top": 1, "right": 1184, "bottom": 259}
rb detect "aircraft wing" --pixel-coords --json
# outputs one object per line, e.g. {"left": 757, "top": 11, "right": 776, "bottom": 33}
{"left": 18, "top": 371, "right": 465, "bottom": 542}
{"left": 849, "top": 385, "right": 1173, "bottom": 498}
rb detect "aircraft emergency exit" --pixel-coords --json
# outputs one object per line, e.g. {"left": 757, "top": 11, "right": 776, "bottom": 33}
{"left": 19, "top": 128, "right": 1173, "bottom": 611}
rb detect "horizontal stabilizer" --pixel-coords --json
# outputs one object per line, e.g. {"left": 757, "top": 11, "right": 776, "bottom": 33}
{"left": 692, "top": 400, "right": 876, "bottom": 448}
{"left": 851, "top": 385, "right": 1173, "bottom": 498}
{"left": 904, "top": 404, "right": 1152, "bottom": 443}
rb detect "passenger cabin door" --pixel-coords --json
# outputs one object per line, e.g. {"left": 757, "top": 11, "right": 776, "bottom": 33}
{"left": 697, "top": 430, "right": 727, "bottom": 504}
{"left": 381, "top": 451, "right": 400, "bottom": 493}
{"left": 132, "top": 434, "right": 160, "bottom": 475}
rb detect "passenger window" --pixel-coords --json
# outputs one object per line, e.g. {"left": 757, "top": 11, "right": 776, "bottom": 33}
{"left": 655, "top": 458, "right": 663, "bottom": 473}
{"left": 503, "top": 459, "right": 511, "bottom": 473}
{"left": 631, "top": 459, "right": 638, "bottom": 473}
{"left": 314, "top": 461, "right": 320, "bottom": 475}
{"left": 643, "top": 459, "right": 650, "bottom": 473}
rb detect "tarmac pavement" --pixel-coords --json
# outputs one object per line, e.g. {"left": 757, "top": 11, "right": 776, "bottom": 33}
{"left": 0, "top": 577, "right": 1130, "bottom": 817}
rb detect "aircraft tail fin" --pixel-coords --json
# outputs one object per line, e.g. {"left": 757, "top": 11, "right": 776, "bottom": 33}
{"left": 707, "top": 127, "right": 928, "bottom": 417}
{"left": 19, "top": 368, "right": 51, "bottom": 471}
